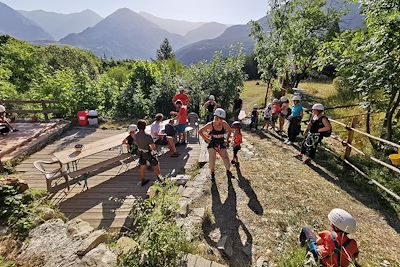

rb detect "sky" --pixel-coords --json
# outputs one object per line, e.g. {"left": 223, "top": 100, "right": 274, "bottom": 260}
{"left": 2, "top": 0, "right": 267, "bottom": 24}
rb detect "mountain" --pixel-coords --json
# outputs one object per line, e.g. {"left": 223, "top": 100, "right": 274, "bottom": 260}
{"left": 184, "top": 22, "right": 228, "bottom": 44}
{"left": 60, "top": 8, "right": 186, "bottom": 60}
{"left": 139, "top": 11, "right": 205, "bottom": 36}
{"left": 0, "top": 2, "right": 53, "bottom": 41}
{"left": 19, "top": 9, "right": 103, "bottom": 40}
{"left": 176, "top": 22, "right": 256, "bottom": 65}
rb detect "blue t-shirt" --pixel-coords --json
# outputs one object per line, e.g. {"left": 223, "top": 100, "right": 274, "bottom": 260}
{"left": 292, "top": 105, "right": 303, "bottom": 118}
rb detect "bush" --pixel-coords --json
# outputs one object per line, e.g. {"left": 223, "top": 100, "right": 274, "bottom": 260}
{"left": 119, "top": 181, "right": 191, "bottom": 267}
{"left": 332, "top": 77, "right": 359, "bottom": 102}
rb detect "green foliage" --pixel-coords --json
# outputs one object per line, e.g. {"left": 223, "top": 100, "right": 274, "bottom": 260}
{"left": 120, "top": 181, "right": 190, "bottom": 267}
{"left": 0, "top": 256, "right": 16, "bottom": 267}
{"left": 0, "top": 185, "right": 56, "bottom": 240}
{"left": 151, "top": 66, "right": 179, "bottom": 116}
{"left": 156, "top": 38, "right": 175, "bottom": 61}
{"left": 278, "top": 247, "right": 306, "bottom": 267}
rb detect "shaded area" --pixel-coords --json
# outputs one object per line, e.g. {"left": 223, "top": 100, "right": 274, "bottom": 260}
{"left": 202, "top": 176, "right": 253, "bottom": 267}
{"left": 235, "top": 165, "right": 263, "bottom": 216}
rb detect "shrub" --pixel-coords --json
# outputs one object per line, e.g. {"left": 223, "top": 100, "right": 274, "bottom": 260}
{"left": 119, "top": 181, "right": 191, "bottom": 267}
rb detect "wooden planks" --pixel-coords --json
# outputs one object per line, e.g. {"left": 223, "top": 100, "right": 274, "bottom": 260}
{"left": 17, "top": 127, "right": 200, "bottom": 230}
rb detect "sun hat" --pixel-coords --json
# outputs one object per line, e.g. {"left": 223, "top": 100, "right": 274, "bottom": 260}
{"left": 328, "top": 208, "right": 357, "bottom": 234}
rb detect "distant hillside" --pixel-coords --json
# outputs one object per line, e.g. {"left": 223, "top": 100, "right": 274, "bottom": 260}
{"left": 139, "top": 11, "right": 205, "bottom": 36}
{"left": 19, "top": 9, "right": 103, "bottom": 40}
{"left": 60, "top": 8, "right": 186, "bottom": 60}
{"left": 0, "top": 2, "right": 53, "bottom": 41}
{"left": 184, "top": 22, "right": 228, "bottom": 44}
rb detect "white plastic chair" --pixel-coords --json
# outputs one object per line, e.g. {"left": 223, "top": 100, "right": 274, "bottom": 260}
{"left": 33, "top": 160, "right": 70, "bottom": 193}
{"left": 188, "top": 112, "right": 200, "bottom": 138}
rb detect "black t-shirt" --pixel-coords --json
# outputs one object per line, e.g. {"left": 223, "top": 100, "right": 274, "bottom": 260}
{"left": 234, "top": 99, "right": 243, "bottom": 110}
{"left": 164, "top": 124, "right": 176, "bottom": 137}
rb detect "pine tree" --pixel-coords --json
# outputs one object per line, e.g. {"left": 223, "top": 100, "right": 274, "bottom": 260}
{"left": 156, "top": 38, "right": 175, "bottom": 61}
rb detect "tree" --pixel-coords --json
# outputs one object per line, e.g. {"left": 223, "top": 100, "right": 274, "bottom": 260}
{"left": 156, "top": 38, "right": 175, "bottom": 61}
{"left": 317, "top": 0, "right": 400, "bottom": 141}
{"left": 250, "top": 0, "right": 342, "bottom": 92}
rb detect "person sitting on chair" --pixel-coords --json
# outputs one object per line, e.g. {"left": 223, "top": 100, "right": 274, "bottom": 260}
{"left": 151, "top": 113, "right": 179, "bottom": 157}
{"left": 122, "top": 124, "right": 138, "bottom": 154}
{"left": 0, "top": 105, "right": 18, "bottom": 135}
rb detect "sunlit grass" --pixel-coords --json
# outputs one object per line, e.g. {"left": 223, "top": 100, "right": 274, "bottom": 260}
{"left": 241, "top": 80, "right": 268, "bottom": 112}
{"left": 298, "top": 81, "right": 337, "bottom": 100}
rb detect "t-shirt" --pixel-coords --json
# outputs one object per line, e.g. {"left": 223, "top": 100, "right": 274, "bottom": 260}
{"left": 150, "top": 121, "right": 164, "bottom": 140}
{"left": 164, "top": 124, "right": 176, "bottom": 137}
{"left": 135, "top": 131, "right": 154, "bottom": 151}
{"left": 173, "top": 93, "right": 189, "bottom": 106}
{"left": 178, "top": 105, "right": 188, "bottom": 125}
{"left": 272, "top": 104, "right": 281, "bottom": 116}
{"left": 264, "top": 107, "right": 272, "bottom": 118}
{"left": 233, "top": 133, "right": 242, "bottom": 146}
{"left": 292, "top": 105, "right": 303, "bottom": 118}
{"left": 233, "top": 99, "right": 243, "bottom": 110}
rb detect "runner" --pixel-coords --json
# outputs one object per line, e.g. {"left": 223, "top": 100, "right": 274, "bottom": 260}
{"left": 135, "top": 120, "right": 162, "bottom": 186}
{"left": 172, "top": 85, "right": 189, "bottom": 106}
{"left": 204, "top": 95, "right": 217, "bottom": 123}
{"left": 295, "top": 103, "right": 332, "bottom": 164}
{"left": 199, "top": 108, "right": 233, "bottom": 179}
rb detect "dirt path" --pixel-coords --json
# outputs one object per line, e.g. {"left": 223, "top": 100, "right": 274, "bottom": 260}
{"left": 193, "top": 131, "right": 400, "bottom": 266}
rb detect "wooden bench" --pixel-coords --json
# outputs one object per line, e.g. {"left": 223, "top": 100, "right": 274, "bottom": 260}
{"left": 0, "top": 99, "right": 60, "bottom": 121}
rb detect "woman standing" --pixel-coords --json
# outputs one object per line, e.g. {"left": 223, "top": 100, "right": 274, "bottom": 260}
{"left": 204, "top": 95, "right": 217, "bottom": 123}
{"left": 199, "top": 108, "right": 233, "bottom": 179}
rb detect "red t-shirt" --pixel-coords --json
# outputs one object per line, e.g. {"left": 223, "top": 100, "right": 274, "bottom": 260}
{"left": 233, "top": 133, "right": 242, "bottom": 147}
{"left": 173, "top": 93, "right": 189, "bottom": 106}
{"left": 272, "top": 104, "right": 281, "bottom": 116}
{"left": 178, "top": 105, "right": 188, "bottom": 125}
{"left": 317, "top": 231, "right": 359, "bottom": 267}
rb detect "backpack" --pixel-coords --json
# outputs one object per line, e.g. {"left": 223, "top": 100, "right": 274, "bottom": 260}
{"left": 321, "top": 116, "right": 332, "bottom": 137}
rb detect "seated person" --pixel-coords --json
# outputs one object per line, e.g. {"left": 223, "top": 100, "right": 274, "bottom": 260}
{"left": 299, "top": 208, "right": 359, "bottom": 267}
{"left": 0, "top": 105, "right": 18, "bottom": 135}
{"left": 151, "top": 113, "right": 179, "bottom": 158}
{"left": 164, "top": 119, "right": 176, "bottom": 138}
{"left": 122, "top": 124, "right": 138, "bottom": 154}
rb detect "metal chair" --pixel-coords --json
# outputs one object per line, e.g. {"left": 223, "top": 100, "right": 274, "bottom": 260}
{"left": 188, "top": 112, "right": 200, "bottom": 139}
{"left": 33, "top": 160, "right": 70, "bottom": 193}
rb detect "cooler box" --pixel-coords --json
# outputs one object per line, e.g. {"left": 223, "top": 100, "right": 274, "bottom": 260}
{"left": 88, "top": 110, "right": 98, "bottom": 126}
{"left": 77, "top": 111, "right": 88, "bottom": 127}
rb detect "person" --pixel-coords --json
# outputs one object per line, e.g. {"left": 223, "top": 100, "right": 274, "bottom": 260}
{"left": 263, "top": 103, "right": 272, "bottom": 131}
{"left": 204, "top": 95, "right": 217, "bottom": 123}
{"left": 285, "top": 95, "right": 304, "bottom": 145}
{"left": 271, "top": 98, "right": 281, "bottom": 131}
{"left": 279, "top": 96, "right": 290, "bottom": 133}
{"left": 231, "top": 121, "right": 242, "bottom": 167}
{"left": 164, "top": 118, "right": 176, "bottom": 138}
{"left": 199, "top": 108, "right": 233, "bottom": 179}
{"left": 0, "top": 105, "right": 18, "bottom": 135}
{"left": 249, "top": 104, "right": 259, "bottom": 131}
{"left": 122, "top": 124, "right": 138, "bottom": 154}
{"left": 135, "top": 120, "right": 162, "bottom": 186}
{"left": 171, "top": 100, "right": 188, "bottom": 145}
{"left": 150, "top": 113, "right": 179, "bottom": 157}
{"left": 233, "top": 95, "right": 243, "bottom": 120}
{"left": 299, "top": 208, "right": 359, "bottom": 267}
{"left": 295, "top": 103, "right": 332, "bottom": 164}
{"left": 172, "top": 85, "right": 189, "bottom": 107}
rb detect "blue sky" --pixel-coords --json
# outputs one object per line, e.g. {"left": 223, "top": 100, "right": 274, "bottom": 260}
{"left": 2, "top": 0, "right": 267, "bottom": 24}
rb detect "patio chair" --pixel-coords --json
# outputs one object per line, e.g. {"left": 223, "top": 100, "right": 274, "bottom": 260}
{"left": 33, "top": 160, "right": 70, "bottom": 193}
{"left": 188, "top": 112, "right": 200, "bottom": 139}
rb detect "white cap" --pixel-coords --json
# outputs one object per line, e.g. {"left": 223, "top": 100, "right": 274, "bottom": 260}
{"left": 293, "top": 95, "right": 302, "bottom": 101}
{"left": 209, "top": 95, "right": 215, "bottom": 101}
{"left": 272, "top": 98, "right": 279, "bottom": 104}
{"left": 280, "top": 96, "right": 288, "bottom": 102}
{"left": 312, "top": 103, "right": 324, "bottom": 111}
{"left": 0, "top": 105, "right": 5, "bottom": 113}
{"left": 328, "top": 208, "right": 357, "bottom": 234}
{"left": 127, "top": 124, "right": 138, "bottom": 132}
{"left": 213, "top": 108, "right": 226, "bottom": 119}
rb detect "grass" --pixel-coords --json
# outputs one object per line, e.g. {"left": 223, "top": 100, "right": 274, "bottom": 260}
{"left": 241, "top": 81, "right": 268, "bottom": 112}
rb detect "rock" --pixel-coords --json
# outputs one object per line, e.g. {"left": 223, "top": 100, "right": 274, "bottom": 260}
{"left": 256, "top": 256, "right": 269, "bottom": 267}
{"left": 217, "top": 235, "right": 233, "bottom": 258}
{"left": 192, "top": 208, "right": 205, "bottom": 220}
{"left": 81, "top": 244, "right": 117, "bottom": 267}
{"left": 0, "top": 178, "right": 29, "bottom": 192}
{"left": 115, "top": 236, "right": 138, "bottom": 255}
{"left": 381, "top": 260, "right": 391, "bottom": 267}
{"left": 178, "top": 199, "right": 190, "bottom": 217}
{"left": 37, "top": 207, "right": 56, "bottom": 221}
{"left": 67, "top": 218, "right": 94, "bottom": 239}
{"left": 0, "top": 225, "right": 8, "bottom": 236}
{"left": 177, "top": 185, "right": 185, "bottom": 195}
{"left": 182, "top": 187, "right": 195, "bottom": 198}
{"left": 76, "top": 230, "right": 108, "bottom": 256}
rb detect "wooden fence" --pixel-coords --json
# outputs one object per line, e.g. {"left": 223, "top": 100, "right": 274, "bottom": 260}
{"left": 0, "top": 100, "right": 59, "bottom": 121}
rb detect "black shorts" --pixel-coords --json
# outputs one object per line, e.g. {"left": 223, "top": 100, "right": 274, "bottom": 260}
{"left": 233, "top": 146, "right": 241, "bottom": 156}
{"left": 138, "top": 151, "right": 159, "bottom": 166}
{"left": 155, "top": 137, "right": 168, "bottom": 146}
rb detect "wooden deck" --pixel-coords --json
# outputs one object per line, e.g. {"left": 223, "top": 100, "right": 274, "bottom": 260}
{"left": 16, "top": 127, "right": 200, "bottom": 230}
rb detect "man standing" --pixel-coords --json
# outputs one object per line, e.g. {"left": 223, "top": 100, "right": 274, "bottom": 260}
{"left": 171, "top": 100, "right": 188, "bottom": 145}
{"left": 172, "top": 85, "right": 189, "bottom": 107}
{"left": 135, "top": 120, "right": 162, "bottom": 186}
{"left": 233, "top": 95, "right": 243, "bottom": 121}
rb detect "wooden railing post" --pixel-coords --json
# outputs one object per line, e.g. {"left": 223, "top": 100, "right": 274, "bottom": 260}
{"left": 344, "top": 117, "right": 357, "bottom": 160}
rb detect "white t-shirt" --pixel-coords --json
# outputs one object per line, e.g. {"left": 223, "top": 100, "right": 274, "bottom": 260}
{"left": 264, "top": 107, "right": 272, "bottom": 118}
{"left": 150, "top": 122, "right": 164, "bottom": 140}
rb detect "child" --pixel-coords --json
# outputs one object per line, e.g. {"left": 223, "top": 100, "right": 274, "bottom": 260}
{"left": 249, "top": 104, "right": 259, "bottom": 130}
{"left": 122, "top": 124, "right": 138, "bottom": 154}
{"left": 299, "top": 208, "right": 359, "bottom": 267}
{"left": 271, "top": 98, "right": 281, "bottom": 131}
{"left": 231, "top": 121, "right": 242, "bottom": 167}
{"left": 263, "top": 103, "right": 272, "bottom": 131}
{"left": 164, "top": 119, "right": 176, "bottom": 138}
{"left": 279, "top": 96, "right": 290, "bottom": 132}
{"left": 0, "top": 105, "right": 18, "bottom": 135}
{"left": 295, "top": 103, "right": 331, "bottom": 164}
{"left": 285, "top": 95, "right": 303, "bottom": 145}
